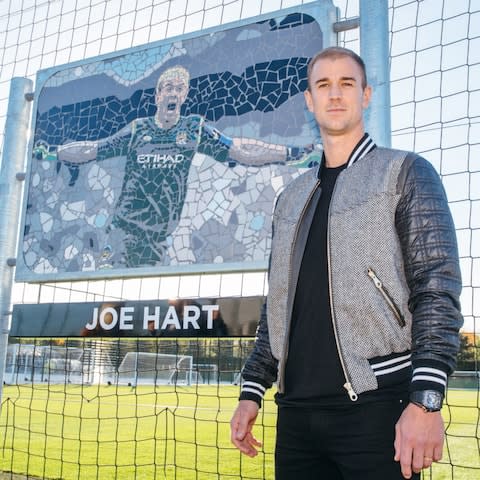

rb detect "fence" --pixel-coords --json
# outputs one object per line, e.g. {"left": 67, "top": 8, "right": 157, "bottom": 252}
{"left": 0, "top": 0, "right": 479, "bottom": 478}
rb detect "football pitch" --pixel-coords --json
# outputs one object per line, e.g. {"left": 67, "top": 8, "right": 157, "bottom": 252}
{"left": 0, "top": 385, "right": 478, "bottom": 479}
{"left": 0, "top": 384, "right": 276, "bottom": 479}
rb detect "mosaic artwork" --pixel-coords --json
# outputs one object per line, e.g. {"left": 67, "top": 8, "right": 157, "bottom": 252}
{"left": 19, "top": 11, "right": 326, "bottom": 280}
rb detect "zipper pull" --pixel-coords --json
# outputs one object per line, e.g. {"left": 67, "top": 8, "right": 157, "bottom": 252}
{"left": 367, "top": 268, "right": 382, "bottom": 288}
{"left": 343, "top": 382, "right": 358, "bottom": 401}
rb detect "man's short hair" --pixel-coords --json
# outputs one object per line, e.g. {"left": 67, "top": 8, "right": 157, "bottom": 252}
{"left": 307, "top": 47, "right": 367, "bottom": 90}
{"left": 156, "top": 65, "right": 190, "bottom": 92}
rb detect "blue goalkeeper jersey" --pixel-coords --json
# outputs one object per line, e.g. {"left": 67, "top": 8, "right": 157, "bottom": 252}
{"left": 94, "top": 114, "right": 230, "bottom": 267}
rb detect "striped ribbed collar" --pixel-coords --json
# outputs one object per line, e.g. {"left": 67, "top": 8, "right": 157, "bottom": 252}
{"left": 346, "top": 132, "right": 376, "bottom": 167}
{"left": 319, "top": 133, "right": 376, "bottom": 174}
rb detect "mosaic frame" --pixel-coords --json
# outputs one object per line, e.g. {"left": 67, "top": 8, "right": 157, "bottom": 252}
{"left": 16, "top": 1, "right": 337, "bottom": 282}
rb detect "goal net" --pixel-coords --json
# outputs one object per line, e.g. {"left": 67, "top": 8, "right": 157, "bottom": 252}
{"left": 193, "top": 363, "right": 219, "bottom": 384}
{"left": 4, "top": 342, "right": 118, "bottom": 385}
{"left": 117, "top": 352, "right": 194, "bottom": 386}
{"left": 5, "top": 344, "right": 87, "bottom": 384}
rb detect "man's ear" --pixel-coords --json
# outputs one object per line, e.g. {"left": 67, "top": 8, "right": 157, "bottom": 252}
{"left": 362, "top": 85, "right": 372, "bottom": 109}
{"left": 304, "top": 89, "right": 313, "bottom": 112}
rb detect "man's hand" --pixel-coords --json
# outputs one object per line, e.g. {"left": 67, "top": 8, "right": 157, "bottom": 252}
{"left": 394, "top": 402, "right": 444, "bottom": 479}
{"left": 230, "top": 400, "right": 262, "bottom": 457}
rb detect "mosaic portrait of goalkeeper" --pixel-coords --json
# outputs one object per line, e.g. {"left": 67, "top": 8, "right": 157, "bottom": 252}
{"left": 49, "top": 65, "right": 314, "bottom": 269}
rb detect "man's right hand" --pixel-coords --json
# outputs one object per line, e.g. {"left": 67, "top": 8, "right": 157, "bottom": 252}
{"left": 230, "top": 399, "right": 262, "bottom": 457}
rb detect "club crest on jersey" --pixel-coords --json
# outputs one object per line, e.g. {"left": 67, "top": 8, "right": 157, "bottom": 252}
{"left": 176, "top": 132, "right": 188, "bottom": 145}
{"left": 137, "top": 153, "right": 184, "bottom": 168}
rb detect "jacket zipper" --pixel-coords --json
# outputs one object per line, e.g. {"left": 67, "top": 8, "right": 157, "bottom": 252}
{"left": 278, "top": 180, "right": 321, "bottom": 393}
{"left": 367, "top": 268, "right": 406, "bottom": 327}
{"left": 327, "top": 179, "right": 358, "bottom": 402}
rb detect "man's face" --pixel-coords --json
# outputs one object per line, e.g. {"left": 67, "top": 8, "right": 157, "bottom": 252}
{"left": 155, "top": 74, "right": 189, "bottom": 128}
{"left": 304, "top": 56, "right": 371, "bottom": 139}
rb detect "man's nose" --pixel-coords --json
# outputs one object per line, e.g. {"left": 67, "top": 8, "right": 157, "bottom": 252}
{"left": 329, "top": 84, "right": 342, "bottom": 98}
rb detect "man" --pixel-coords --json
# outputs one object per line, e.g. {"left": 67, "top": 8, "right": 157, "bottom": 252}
{"left": 230, "top": 47, "right": 463, "bottom": 480}
{"left": 43, "top": 65, "right": 313, "bottom": 268}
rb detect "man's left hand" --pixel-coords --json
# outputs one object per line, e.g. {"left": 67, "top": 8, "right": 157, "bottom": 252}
{"left": 394, "top": 402, "right": 444, "bottom": 479}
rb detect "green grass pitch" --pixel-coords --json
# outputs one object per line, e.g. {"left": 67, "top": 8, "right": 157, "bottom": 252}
{"left": 0, "top": 385, "right": 478, "bottom": 479}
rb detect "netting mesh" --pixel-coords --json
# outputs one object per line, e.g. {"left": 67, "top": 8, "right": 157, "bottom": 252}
{"left": 2, "top": 338, "right": 271, "bottom": 480}
{"left": 0, "top": 0, "right": 478, "bottom": 478}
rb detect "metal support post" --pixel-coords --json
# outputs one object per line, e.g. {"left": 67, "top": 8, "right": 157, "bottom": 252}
{"left": 0, "top": 77, "right": 33, "bottom": 406}
{"left": 360, "top": 0, "right": 391, "bottom": 147}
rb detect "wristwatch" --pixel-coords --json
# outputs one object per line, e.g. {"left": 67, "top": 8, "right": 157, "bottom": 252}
{"left": 410, "top": 390, "right": 443, "bottom": 412}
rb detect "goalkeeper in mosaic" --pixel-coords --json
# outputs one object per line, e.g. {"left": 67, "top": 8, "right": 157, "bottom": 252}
{"left": 49, "top": 65, "right": 313, "bottom": 268}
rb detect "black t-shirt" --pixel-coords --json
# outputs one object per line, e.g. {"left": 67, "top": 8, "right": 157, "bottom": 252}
{"left": 278, "top": 163, "right": 348, "bottom": 406}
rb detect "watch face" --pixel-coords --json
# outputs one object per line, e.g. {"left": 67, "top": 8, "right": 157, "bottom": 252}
{"left": 425, "top": 391, "right": 442, "bottom": 411}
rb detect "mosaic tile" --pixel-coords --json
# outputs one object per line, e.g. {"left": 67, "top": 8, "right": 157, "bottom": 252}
{"left": 21, "top": 12, "right": 325, "bottom": 278}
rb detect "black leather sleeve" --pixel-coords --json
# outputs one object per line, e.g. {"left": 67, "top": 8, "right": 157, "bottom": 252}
{"left": 395, "top": 154, "right": 463, "bottom": 393}
{"left": 239, "top": 302, "right": 279, "bottom": 406}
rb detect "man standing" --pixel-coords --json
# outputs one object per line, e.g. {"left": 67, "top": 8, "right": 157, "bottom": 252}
{"left": 230, "top": 47, "right": 463, "bottom": 480}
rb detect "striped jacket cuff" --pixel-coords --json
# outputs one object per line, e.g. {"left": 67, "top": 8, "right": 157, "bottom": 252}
{"left": 410, "top": 361, "right": 449, "bottom": 395}
{"left": 368, "top": 351, "right": 412, "bottom": 389}
{"left": 239, "top": 380, "right": 267, "bottom": 407}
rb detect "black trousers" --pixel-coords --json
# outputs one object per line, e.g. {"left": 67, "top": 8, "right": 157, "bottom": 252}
{"left": 275, "top": 396, "right": 420, "bottom": 480}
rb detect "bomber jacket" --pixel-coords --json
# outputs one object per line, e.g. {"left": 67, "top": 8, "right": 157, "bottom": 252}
{"left": 240, "top": 141, "right": 463, "bottom": 407}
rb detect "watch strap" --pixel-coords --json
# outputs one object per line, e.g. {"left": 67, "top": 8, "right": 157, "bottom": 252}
{"left": 409, "top": 390, "right": 443, "bottom": 412}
